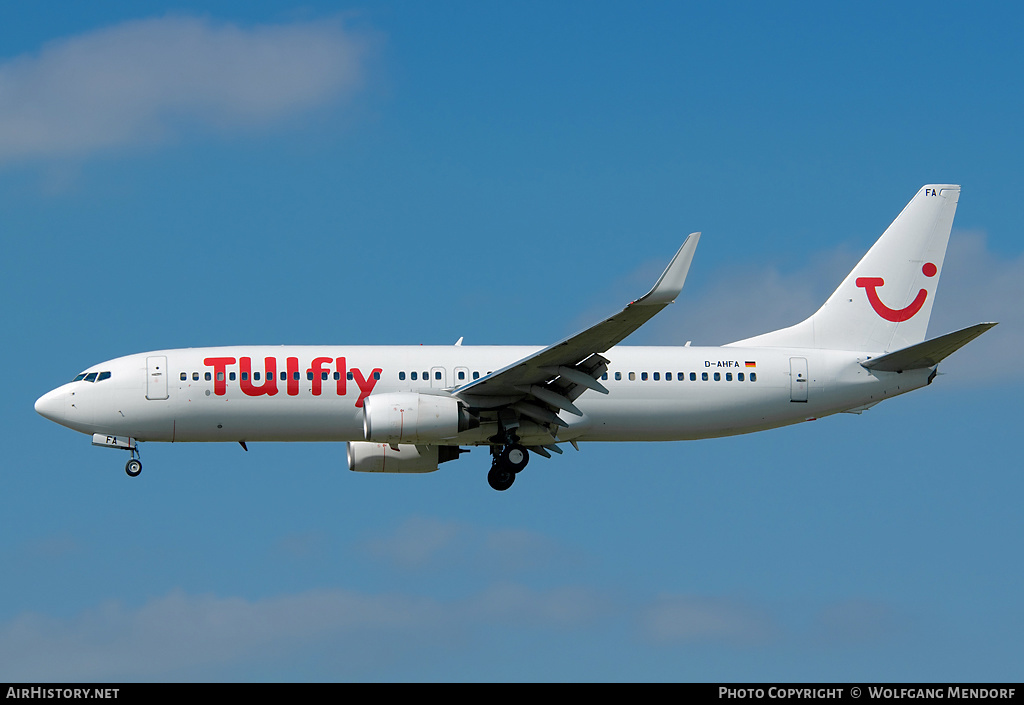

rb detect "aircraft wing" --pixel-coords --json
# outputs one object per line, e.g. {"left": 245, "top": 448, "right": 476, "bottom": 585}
{"left": 453, "top": 233, "right": 700, "bottom": 418}
{"left": 861, "top": 322, "right": 997, "bottom": 372}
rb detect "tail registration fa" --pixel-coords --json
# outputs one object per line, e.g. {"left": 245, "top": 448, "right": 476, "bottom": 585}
{"left": 35, "top": 185, "right": 996, "bottom": 490}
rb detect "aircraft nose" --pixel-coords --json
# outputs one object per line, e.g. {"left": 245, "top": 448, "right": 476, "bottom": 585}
{"left": 35, "top": 388, "right": 65, "bottom": 422}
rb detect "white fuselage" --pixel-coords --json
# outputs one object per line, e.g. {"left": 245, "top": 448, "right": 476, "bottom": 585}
{"left": 35, "top": 344, "right": 930, "bottom": 447}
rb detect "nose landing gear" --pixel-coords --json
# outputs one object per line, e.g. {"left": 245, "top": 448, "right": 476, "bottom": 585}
{"left": 125, "top": 457, "right": 142, "bottom": 477}
{"left": 124, "top": 444, "right": 143, "bottom": 477}
{"left": 90, "top": 433, "right": 143, "bottom": 477}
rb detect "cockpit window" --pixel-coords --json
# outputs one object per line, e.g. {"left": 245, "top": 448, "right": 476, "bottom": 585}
{"left": 74, "top": 371, "right": 111, "bottom": 383}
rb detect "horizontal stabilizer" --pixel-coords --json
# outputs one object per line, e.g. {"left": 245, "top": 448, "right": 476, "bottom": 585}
{"left": 861, "top": 322, "right": 997, "bottom": 372}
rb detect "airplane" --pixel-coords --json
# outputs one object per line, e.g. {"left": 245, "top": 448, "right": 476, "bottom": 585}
{"left": 35, "top": 184, "right": 996, "bottom": 491}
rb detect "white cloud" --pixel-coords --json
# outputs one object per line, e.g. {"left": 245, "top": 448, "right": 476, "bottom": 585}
{"left": 0, "top": 584, "right": 781, "bottom": 680}
{"left": 0, "top": 588, "right": 445, "bottom": 681}
{"left": 0, "top": 583, "right": 611, "bottom": 681}
{"left": 360, "top": 515, "right": 571, "bottom": 574}
{"left": 0, "top": 16, "right": 371, "bottom": 163}
{"left": 638, "top": 594, "right": 773, "bottom": 646}
{"left": 361, "top": 515, "right": 465, "bottom": 570}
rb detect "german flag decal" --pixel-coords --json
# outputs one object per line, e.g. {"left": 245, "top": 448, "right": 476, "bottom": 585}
{"left": 745, "top": 361, "right": 757, "bottom": 368}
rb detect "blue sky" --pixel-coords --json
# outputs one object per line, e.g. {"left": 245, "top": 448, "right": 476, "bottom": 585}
{"left": 2, "top": 1, "right": 1021, "bottom": 682}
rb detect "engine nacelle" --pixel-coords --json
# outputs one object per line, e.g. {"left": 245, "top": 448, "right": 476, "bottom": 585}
{"left": 347, "top": 441, "right": 462, "bottom": 473}
{"left": 362, "top": 392, "right": 475, "bottom": 444}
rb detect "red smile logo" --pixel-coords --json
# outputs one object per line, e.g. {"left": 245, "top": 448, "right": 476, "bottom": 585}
{"left": 856, "top": 263, "right": 937, "bottom": 322}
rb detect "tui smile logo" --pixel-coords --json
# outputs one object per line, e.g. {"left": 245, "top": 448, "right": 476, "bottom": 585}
{"left": 856, "top": 263, "right": 937, "bottom": 322}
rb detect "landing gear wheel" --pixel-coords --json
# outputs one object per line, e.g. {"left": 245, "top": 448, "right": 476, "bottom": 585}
{"left": 501, "top": 443, "right": 529, "bottom": 473}
{"left": 487, "top": 464, "right": 516, "bottom": 491}
{"left": 125, "top": 458, "right": 142, "bottom": 477}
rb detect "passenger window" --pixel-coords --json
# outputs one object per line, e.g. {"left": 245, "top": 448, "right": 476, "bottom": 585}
{"left": 180, "top": 372, "right": 187, "bottom": 381}
{"left": 280, "top": 371, "right": 287, "bottom": 381}
{"left": 411, "top": 372, "right": 418, "bottom": 380}
{"left": 217, "top": 372, "right": 224, "bottom": 381}
{"left": 293, "top": 372, "right": 300, "bottom": 380}
{"left": 307, "top": 372, "right": 314, "bottom": 380}
{"left": 230, "top": 372, "right": 236, "bottom": 381}
{"left": 629, "top": 372, "right": 636, "bottom": 381}
{"left": 601, "top": 373, "right": 608, "bottom": 380}
{"left": 207, "top": 372, "right": 212, "bottom": 381}
{"left": 333, "top": 372, "right": 340, "bottom": 380}
{"left": 641, "top": 372, "right": 648, "bottom": 381}
{"left": 750, "top": 373, "right": 757, "bottom": 382}
{"left": 690, "top": 373, "right": 697, "bottom": 381}
{"left": 702, "top": 372, "right": 708, "bottom": 381}
{"left": 193, "top": 372, "right": 199, "bottom": 381}
{"left": 98, "top": 371, "right": 111, "bottom": 382}
{"left": 375, "top": 371, "right": 382, "bottom": 380}
{"left": 254, "top": 372, "right": 261, "bottom": 381}
{"left": 665, "top": 373, "right": 671, "bottom": 381}
{"left": 399, "top": 371, "right": 406, "bottom": 381}
{"left": 458, "top": 371, "right": 466, "bottom": 380}
{"left": 738, "top": 373, "right": 744, "bottom": 381}
{"left": 615, "top": 372, "right": 622, "bottom": 381}
{"left": 714, "top": 372, "right": 721, "bottom": 381}
{"left": 473, "top": 372, "right": 480, "bottom": 380}
{"left": 321, "top": 371, "right": 329, "bottom": 381}
{"left": 241, "top": 372, "right": 249, "bottom": 381}
{"left": 653, "top": 372, "right": 660, "bottom": 381}
{"left": 435, "top": 371, "right": 442, "bottom": 380}
{"left": 347, "top": 372, "right": 354, "bottom": 381}
{"left": 726, "top": 373, "right": 732, "bottom": 381}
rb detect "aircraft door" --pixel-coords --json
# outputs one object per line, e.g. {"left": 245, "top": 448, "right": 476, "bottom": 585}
{"left": 790, "top": 357, "right": 808, "bottom": 403}
{"left": 430, "top": 366, "right": 447, "bottom": 388}
{"left": 146, "top": 356, "right": 169, "bottom": 400}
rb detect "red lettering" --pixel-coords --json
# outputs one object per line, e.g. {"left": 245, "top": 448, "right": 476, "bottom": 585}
{"left": 351, "top": 367, "right": 382, "bottom": 408}
{"left": 206, "top": 354, "right": 381, "bottom": 405}
{"left": 240, "top": 357, "right": 278, "bottom": 396}
{"left": 336, "top": 357, "right": 347, "bottom": 396}
{"left": 204, "top": 357, "right": 235, "bottom": 396}
{"left": 308, "top": 357, "right": 332, "bottom": 396}
{"left": 286, "top": 357, "right": 299, "bottom": 396}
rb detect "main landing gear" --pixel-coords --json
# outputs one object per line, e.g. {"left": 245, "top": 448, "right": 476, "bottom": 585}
{"left": 487, "top": 439, "right": 529, "bottom": 491}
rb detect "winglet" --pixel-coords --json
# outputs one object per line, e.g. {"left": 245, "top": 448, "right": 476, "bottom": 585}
{"left": 632, "top": 232, "right": 701, "bottom": 306}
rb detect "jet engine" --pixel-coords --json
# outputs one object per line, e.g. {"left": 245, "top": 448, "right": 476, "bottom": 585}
{"left": 362, "top": 392, "right": 477, "bottom": 444}
{"left": 347, "top": 441, "right": 463, "bottom": 473}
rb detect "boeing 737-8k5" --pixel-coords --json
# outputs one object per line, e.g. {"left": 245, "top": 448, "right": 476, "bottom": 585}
{"left": 35, "top": 185, "right": 996, "bottom": 491}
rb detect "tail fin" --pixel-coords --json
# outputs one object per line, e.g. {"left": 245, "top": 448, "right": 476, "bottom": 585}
{"left": 728, "top": 185, "right": 960, "bottom": 352}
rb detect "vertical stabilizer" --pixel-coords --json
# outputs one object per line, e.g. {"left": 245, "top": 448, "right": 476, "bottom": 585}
{"left": 728, "top": 185, "right": 960, "bottom": 352}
